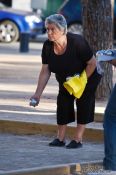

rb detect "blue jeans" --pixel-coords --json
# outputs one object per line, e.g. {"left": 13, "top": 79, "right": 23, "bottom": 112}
{"left": 103, "top": 84, "right": 116, "bottom": 170}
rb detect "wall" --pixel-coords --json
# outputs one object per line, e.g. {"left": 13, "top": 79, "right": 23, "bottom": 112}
{"left": 31, "top": 0, "right": 47, "bottom": 10}
{"left": 12, "top": 0, "right": 31, "bottom": 11}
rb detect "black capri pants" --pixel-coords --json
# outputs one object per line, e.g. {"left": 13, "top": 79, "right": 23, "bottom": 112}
{"left": 56, "top": 71, "right": 102, "bottom": 125}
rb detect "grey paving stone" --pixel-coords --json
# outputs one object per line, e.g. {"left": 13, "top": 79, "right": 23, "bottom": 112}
{"left": 0, "top": 133, "right": 104, "bottom": 172}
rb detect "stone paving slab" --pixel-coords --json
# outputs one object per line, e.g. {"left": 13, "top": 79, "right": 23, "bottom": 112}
{"left": 0, "top": 133, "right": 104, "bottom": 172}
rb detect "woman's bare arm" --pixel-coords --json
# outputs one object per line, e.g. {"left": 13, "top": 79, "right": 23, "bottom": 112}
{"left": 85, "top": 55, "right": 97, "bottom": 78}
{"left": 31, "top": 64, "right": 51, "bottom": 101}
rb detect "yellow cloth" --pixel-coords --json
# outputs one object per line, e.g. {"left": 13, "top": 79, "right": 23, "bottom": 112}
{"left": 63, "top": 70, "right": 87, "bottom": 99}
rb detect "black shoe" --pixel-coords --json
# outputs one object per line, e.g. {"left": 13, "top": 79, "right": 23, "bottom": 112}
{"left": 66, "top": 140, "right": 82, "bottom": 149}
{"left": 49, "top": 138, "right": 65, "bottom": 147}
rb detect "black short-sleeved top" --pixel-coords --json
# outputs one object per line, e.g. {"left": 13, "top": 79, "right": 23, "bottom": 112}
{"left": 41, "top": 32, "right": 98, "bottom": 83}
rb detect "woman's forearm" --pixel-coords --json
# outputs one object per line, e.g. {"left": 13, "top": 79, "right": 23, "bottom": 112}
{"left": 85, "top": 56, "right": 97, "bottom": 78}
{"left": 35, "top": 65, "right": 51, "bottom": 98}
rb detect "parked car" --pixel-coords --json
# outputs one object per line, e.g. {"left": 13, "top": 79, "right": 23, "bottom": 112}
{"left": 58, "top": 0, "right": 116, "bottom": 39}
{"left": 0, "top": 3, "right": 45, "bottom": 43}
{"left": 58, "top": 0, "right": 82, "bottom": 35}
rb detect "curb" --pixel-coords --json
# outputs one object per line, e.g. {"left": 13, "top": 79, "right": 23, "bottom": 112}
{"left": 94, "top": 113, "right": 103, "bottom": 122}
{"left": 0, "top": 161, "right": 103, "bottom": 175}
{"left": 0, "top": 120, "right": 103, "bottom": 142}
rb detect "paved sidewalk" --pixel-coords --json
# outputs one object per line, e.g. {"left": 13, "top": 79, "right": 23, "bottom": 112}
{"left": 0, "top": 133, "right": 104, "bottom": 172}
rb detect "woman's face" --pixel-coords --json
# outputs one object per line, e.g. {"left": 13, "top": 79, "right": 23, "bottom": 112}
{"left": 46, "top": 23, "right": 64, "bottom": 42}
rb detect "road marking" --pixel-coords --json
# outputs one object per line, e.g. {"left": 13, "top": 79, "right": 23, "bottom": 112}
{"left": 0, "top": 109, "right": 56, "bottom": 116}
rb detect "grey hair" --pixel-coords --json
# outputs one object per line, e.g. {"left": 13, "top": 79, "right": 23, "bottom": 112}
{"left": 45, "top": 14, "right": 67, "bottom": 34}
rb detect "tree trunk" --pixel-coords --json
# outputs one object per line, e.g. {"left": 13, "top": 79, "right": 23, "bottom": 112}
{"left": 81, "top": 0, "right": 113, "bottom": 99}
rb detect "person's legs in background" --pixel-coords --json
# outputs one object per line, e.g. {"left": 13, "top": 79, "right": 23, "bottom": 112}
{"left": 103, "top": 84, "right": 116, "bottom": 170}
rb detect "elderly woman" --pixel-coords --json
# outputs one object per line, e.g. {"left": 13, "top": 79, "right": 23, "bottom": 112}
{"left": 30, "top": 14, "right": 101, "bottom": 149}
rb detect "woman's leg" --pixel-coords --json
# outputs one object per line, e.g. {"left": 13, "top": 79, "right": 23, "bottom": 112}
{"left": 49, "top": 124, "right": 67, "bottom": 147}
{"left": 66, "top": 86, "right": 96, "bottom": 149}
{"left": 50, "top": 81, "right": 76, "bottom": 147}
{"left": 49, "top": 88, "right": 75, "bottom": 147}
{"left": 74, "top": 124, "right": 86, "bottom": 142}
{"left": 56, "top": 88, "right": 75, "bottom": 142}
{"left": 57, "top": 124, "right": 67, "bottom": 141}
{"left": 66, "top": 123, "right": 85, "bottom": 149}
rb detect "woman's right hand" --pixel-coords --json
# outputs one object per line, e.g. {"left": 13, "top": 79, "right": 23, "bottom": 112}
{"left": 29, "top": 94, "right": 40, "bottom": 107}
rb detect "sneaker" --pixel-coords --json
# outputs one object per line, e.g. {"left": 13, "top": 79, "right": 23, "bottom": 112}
{"left": 49, "top": 138, "right": 65, "bottom": 147}
{"left": 66, "top": 140, "right": 82, "bottom": 149}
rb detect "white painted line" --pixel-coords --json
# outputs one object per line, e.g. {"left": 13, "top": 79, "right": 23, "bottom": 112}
{"left": 0, "top": 109, "right": 56, "bottom": 116}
